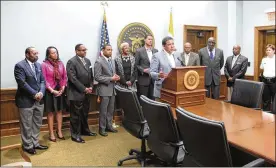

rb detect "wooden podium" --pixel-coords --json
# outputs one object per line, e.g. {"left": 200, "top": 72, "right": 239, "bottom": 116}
{"left": 160, "top": 66, "right": 207, "bottom": 108}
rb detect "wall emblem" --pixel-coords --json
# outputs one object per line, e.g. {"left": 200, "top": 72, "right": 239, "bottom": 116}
{"left": 117, "top": 22, "right": 155, "bottom": 55}
{"left": 184, "top": 70, "right": 200, "bottom": 90}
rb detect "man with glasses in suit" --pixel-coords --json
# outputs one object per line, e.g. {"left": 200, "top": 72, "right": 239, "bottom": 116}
{"left": 14, "top": 47, "right": 48, "bottom": 154}
{"left": 66, "top": 44, "right": 97, "bottom": 143}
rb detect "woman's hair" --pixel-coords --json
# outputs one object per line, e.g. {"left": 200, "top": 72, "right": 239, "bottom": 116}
{"left": 119, "top": 42, "right": 129, "bottom": 54}
{"left": 45, "top": 46, "right": 60, "bottom": 60}
{"left": 266, "top": 44, "right": 275, "bottom": 51}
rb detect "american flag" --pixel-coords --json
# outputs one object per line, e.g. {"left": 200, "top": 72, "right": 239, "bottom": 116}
{"left": 99, "top": 10, "right": 110, "bottom": 56}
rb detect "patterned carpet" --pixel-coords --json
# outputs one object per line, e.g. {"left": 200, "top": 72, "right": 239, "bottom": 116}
{"left": 1, "top": 126, "right": 142, "bottom": 166}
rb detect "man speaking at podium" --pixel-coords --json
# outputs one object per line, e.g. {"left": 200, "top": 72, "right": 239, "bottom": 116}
{"left": 150, "top": 36, "right": 182, "bottom": 100}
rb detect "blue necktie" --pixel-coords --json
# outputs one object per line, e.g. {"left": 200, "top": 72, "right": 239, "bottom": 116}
{"left": 209, "top": 49, "right": 214, "bottom": 60}
{"left": 31, "top": 63, "right": 37, "bottom": 80}
{"left": 108, "top": 59, "right": 113, "bottom": 73}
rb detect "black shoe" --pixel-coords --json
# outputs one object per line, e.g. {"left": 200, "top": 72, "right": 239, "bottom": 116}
{"left": 34, "top": 145, "right": 48, "bottom": 150}
{"left": 82, "top": 132, "right": 97, "bottom": 136}
{"left": 71, "top": 137, "right": 85, "bottom": 143}
{"left": 23, "top": 147, "right": 36, "bottom": 154}
{"left": 106, "top": 127, "right": 118, "bottom": 133}
{"left": 99, "top": 129, "right": 108, "bottom": 137}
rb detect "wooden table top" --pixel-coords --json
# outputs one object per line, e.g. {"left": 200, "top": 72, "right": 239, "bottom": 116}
{"left": 173, "top": 98, "right": 276, "bottom": 164}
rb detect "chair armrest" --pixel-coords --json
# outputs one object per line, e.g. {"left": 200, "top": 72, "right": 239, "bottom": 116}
{"left": 242, "top": 158, "right": 265, "bottom": 167}
{"left": 252, "top": 108, "right": 262, "bottom": 110}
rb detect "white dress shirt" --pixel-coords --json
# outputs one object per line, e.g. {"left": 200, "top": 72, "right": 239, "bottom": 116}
{"left": 260, "top": 55, "right": 275, "bottom": 78}
{"left": 145, "top": 47, "right": 153, "bottom": 62}
{"left": 164, "top": 50, "right": 175, "bottom": 68}
{"left": 231, "top": 54, "right": 240, "bottom": 68}
{"left": 184, "top": 53, "right": 190, "bottom": 66}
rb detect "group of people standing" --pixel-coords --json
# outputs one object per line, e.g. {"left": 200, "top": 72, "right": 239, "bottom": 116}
{"left": 14, "top": 34, "right": 275, "bottom": 155}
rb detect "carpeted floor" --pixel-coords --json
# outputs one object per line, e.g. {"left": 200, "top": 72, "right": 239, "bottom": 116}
{"left": 1, "top": 126, "right": 142, "bottom": 166}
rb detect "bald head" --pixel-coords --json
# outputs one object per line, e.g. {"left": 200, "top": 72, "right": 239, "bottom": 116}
{"left": 184, "top": 42, "right": 192, "bottom": 54}
{"left": 233, "top": 45, "right": 241, "bottom": 56}
{"left": 207, "top": 37, "right": 216, "bottom": 50}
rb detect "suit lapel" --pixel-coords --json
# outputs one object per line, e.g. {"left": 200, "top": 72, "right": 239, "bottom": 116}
{"left": 163, "top": 51, "right": 172, "bottom": 69}
{"left": 101, "top": 56, "right": 113, "bottom": 75}
{"left": 143, "top": 47, "right": 150, "bottom": 63}
{"left": 187, "top": 53, "right": 193, "bottom": 66}
{"left": 232, "top": 55, "right": 240, "bottom": 69}
{"left": 205, "top": 47, "right": 211, "bottom": 64}
{"left": 76, "top": 56, "right": 88, "bottom": 72}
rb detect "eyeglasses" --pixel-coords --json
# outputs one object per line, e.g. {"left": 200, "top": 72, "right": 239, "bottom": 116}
{"left": 78, "top": 49, "right": 87, "bottom": 52}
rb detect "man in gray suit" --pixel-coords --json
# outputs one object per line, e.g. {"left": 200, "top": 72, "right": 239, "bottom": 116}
{"left": 67, "top": 44, "right": 97, "bottom": 143}
{"left": 94, "top": 44, "right": 120, "bottom": 136}
{"left": 180, "top": 42, "right": 200, "bottom": 66}
{"left": 135, "top": 34, "right": 158, "bottom": 100}
{"left": 224, "top": 45, "right": 248, "bottom": 101}
{"left": 199, "top": 37, "right": 224, "bottom": 99}
{"left": 150, "top": 36, "right": 182, "bottom": 99}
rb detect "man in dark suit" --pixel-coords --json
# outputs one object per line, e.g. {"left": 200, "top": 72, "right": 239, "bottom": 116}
{"left": 66, "top": 44, "right": 97, "bottom": 143}
{"left": 199, "top": 37, "right": 224, "bottom": 99}
{"left": 14, "top": 47, "right": 48, "bottom": 154}
{"left": 180, "top": 42, "right": 200, "bottom": 66}
{"left": 94, "top": 44, "right": 120, "bottom": 136}
{"left": 135, "top": 34, "right": 158, "bottom": 100}
{"left": 224, "top": 45, "right": 248, "bottom": 101}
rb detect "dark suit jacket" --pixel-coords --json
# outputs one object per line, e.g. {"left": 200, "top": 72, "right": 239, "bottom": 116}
{"left": 199, "top": 47, "right": 224, "bottom": 86}
{"left": 180, "top": 52, "right": 200, "bottom": 66}
{"left": 224, "top": 55, "right": 248, "bottom": 87}
{"left": 14, "top": 59, "right": 45, "bottom": 108}
{"left": 135, "top": 46, "right": 158, "bottom": 86}
{"left": 66, "top": 56, "right": 94, "bottom": 101}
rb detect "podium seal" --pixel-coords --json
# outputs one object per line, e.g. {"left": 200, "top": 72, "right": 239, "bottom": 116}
{"left": 184, "top": 70, "right": 200, "bottom": 90}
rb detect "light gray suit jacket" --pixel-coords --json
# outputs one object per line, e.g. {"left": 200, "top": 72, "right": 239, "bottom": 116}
{"left": 199, "top": 47, "right": 224, "bottom": 86}
{"left": 150, "top": 50, "right": 182, "bottom": 98}
{"left": 180, "top": 52, "right": 200, "bottom": 66}
{"left": 94, "top": 56, "right": 116, "bottom": 96}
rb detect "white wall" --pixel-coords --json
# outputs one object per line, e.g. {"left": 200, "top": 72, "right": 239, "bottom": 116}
{"left": 242, "top": 1, "right": 275, "bottom": 75}
{"left": 1, "top": 1, "right": 229, "bottom": 88}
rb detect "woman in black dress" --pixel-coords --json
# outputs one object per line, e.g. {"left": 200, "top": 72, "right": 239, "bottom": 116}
{"left": 115, "top": 42, "right": 137, "bottom": 91}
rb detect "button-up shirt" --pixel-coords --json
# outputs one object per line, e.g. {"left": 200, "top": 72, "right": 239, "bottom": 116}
{"left": 145, "top": 46, "right": 153, "bottom": 62}
{"left": 184, "top": 52, "right": 190, "bottom": 66}
{"left": 260, "top": 55, "right": 275, "bottom": 78}
{"left": 164, "top": 50, "right": 175, "bottom": 68}
{"left": 207, "top": 47, "right": 215, "bottom": 58}
{"left": 231, "top": 54, "right": 240, "bottom": 68}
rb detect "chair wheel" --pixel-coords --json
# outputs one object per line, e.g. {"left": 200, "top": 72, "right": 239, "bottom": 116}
{"left": 118, "top": 161, "right": 123, "bottom": 166}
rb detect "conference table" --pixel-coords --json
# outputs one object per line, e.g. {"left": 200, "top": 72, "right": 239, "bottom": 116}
{"left": 171, "top": 98, "right": 275, "bottom": 165}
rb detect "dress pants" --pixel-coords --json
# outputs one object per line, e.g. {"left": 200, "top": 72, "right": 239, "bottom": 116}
{"left": 19, "top": 101, "right": 44, "bottom": 149}
{"left": 99, "top": 96, "right": 115, "bottom": 130}
{"left": 262, "top": 82, "right": 276, "bottom": 111}
{"left": 205, "top": 79, "right": 220, "bottom": 100}
{"left": 227, "top": 86, "right": 234, "bottom": 101}
{"left": 69, "top": 96, "right": 90, "bottom": 139}
{"left": 137, "top": 79, "right": 154, "bottom": 101}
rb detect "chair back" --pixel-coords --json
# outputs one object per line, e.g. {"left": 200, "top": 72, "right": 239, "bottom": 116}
{"left": 176, "top": 107, "right": 233, "bottom": 167}
{"left": 140, "top": 95, "right": 185, "bottom": 164}
{"left": 272, "top": 96, "right": 276, "bottom": 114}
{"left": 115, "top": 85, "right": 149, "bottom": 139}
{"left": 231, "top": 79, "right": 264, "bottom": 108}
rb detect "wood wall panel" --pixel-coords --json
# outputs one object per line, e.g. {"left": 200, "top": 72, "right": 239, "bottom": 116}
{"left": 0, "top": 88, "right": 122, "bottom": 137}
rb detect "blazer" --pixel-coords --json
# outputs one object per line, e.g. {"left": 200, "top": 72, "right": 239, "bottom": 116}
{"left": 135, "top": 46, "right": 158, "bottom": 86}
{"left": 94, "top": 56, "right": 116, "bottom": 97}
{"left": 150, "top": 50, "right": 182, "bottom": 98}
{"left": 66, "top": 56, "right": 94, "bottom": 101}
{"left": 14, "top": 59, "right": 45, "bottom": 108}
{"left": 180, "top": 52, "right": 200, "bottom": 66}
{"left": 224, "top": 55, "right": 248, "bottom": 87}
{"left": 199, "top": 47, "right": 224, "bottom": 86}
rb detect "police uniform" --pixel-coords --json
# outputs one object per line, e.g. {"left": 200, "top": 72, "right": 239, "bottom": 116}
{"left": 260, "top": 54, "right": 276, "bottom": 111}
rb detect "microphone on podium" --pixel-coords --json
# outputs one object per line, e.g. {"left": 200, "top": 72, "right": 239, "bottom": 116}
{"left": 177, "top": 57, "right": 185, "bottom": 66}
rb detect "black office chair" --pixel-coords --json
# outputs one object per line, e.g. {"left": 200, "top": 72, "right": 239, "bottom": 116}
{"left": 115, "top": 85, "right": 151, "bottom": 167}
{"left": 140, "top": 95, "right": 186, "bottom": 166}
{"left": 271, "top": 96, "right": 276, "bottom": 114}
{"left": 231, "top": 79, "right": 264, "bottom": 109}
{"left": 176, "top": 107, "right": 265, "bottom": 167}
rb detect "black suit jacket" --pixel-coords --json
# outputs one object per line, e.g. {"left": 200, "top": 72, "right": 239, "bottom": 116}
{"left": 135, "top": 46, "right": 158, "bottom": 86}
{"left": 14, "top": 59, "right": 45, "bottom": 108}
{"left": 66, "top": 56, "right": 94, "bottom": 101}
{"left": 224, "top": 54, "right": 248, "bottom": 87}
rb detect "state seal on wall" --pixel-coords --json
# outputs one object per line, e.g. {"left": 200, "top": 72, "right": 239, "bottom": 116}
{"left": 184, "top": 70, "right": 200, "bottom": 90}
{"left": 117, "top": 22, "right": 155, "bottom": 55}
